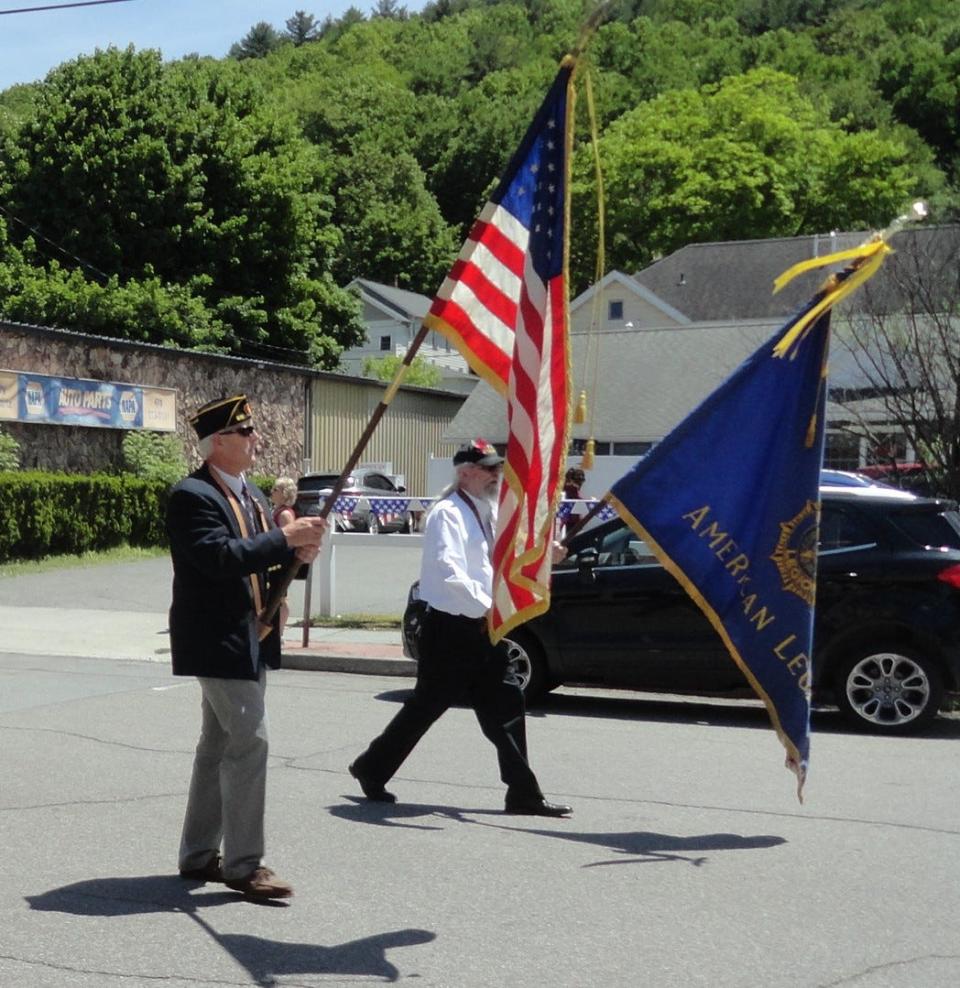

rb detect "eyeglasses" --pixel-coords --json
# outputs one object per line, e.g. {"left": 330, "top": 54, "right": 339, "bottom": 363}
{"left": 478, "top": 463, "right": 502, "bottom": 473}
{"left": 219, "top": 425, "right": 256, "bottom": 437}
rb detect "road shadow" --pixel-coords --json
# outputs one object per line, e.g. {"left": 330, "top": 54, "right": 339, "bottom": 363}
{"left": 527, "top": 689, "right": 960, "bottom": 739}
{"left": 331, "top": 795, "right": 503, "bottom": 830}
{"left": 481, "top": 824, "right": 786, "bottom": 868}
{"left": 26, "top": 876, "right": 435, "bottom": 984}
{"left": 330, "top": 800, "right": 785, "bottom": 871}
{"left": 370, "top": 686, "right": 960, "bottom": 739}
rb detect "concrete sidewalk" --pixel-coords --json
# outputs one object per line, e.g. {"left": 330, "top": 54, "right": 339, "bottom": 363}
{"left": 0, "top": 601, "right": 415, "bottom": 675}
{"left": 280, "top": 625, "right": 415, "bottom": 677}
{"left": 0, "top": 556, "right": 416, "bottom": 678}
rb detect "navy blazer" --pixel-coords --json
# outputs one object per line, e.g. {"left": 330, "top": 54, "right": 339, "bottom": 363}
{"left": 166, "top": 464, "right": 295, "bottom": 679}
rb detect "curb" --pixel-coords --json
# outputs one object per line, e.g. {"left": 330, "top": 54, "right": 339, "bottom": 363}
{"left": 280, "top": 646, "right": 416, "bottom": 678}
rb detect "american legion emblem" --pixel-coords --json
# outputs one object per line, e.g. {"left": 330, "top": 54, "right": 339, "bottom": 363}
{"left": 770, "top": 500, "right": 819, "bottom": 606}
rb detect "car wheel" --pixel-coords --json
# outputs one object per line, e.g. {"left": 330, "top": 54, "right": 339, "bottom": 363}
{"left": 502, "top": 632, "right": 552, "bottom": 701}
{"left": 834, "top": 646, "right": 944, "bottom": 732}
{"left": 367, "top": 513, "right": 381, "bottom": 535}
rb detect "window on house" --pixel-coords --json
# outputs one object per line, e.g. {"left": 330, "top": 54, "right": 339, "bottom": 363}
{"left": 824, "top": 433, "right": 861, "bottom": 470}
{"left": 608, "top": 300, "right": 624, "bottom": 321}
{"left": 379, "top": 335, "right": 391, "bottom": 351}
{"left": 865, "top": 433, "right": 908, "bottom": 465}
{"left": 612, "top": 441, "right": 652, "bottom": 457}
{"left": 570, "top": 438, "right": 611, "bottom": 456}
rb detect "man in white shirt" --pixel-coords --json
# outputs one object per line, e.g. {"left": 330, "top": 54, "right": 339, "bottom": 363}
{"left": 349, "top": 438, "right": 571, "bottom": 817}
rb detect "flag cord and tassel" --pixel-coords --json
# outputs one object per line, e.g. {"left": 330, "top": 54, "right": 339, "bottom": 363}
{"left": 579, "top": 65, "right": 606, "bottom": 472}
{"left": 258, "top": 323, "right": 433, "bottom": 634}
{"left": 772, "top": 200, "right": 929, "bottom": 359}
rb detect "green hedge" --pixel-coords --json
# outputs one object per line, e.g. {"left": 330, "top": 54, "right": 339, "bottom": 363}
{"left": 0, "top": 471, "right": 171, "bottom": 561}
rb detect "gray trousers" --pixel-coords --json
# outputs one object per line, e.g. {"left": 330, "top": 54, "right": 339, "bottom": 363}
{"left": 178, "top": 667, "right": 268, "bottom": 880}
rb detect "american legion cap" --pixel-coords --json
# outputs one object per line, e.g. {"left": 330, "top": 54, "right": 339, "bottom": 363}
{"left": 190, "top": 394, "right": 253, "bottom": 439}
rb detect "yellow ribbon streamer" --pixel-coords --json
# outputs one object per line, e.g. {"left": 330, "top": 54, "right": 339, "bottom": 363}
{"left": 772, "top": 238, "right": 892, "bottom": 359}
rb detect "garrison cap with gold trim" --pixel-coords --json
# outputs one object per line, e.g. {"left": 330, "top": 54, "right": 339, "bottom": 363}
{"left": 190, "top": 394, "right": 253, "bottom": 439}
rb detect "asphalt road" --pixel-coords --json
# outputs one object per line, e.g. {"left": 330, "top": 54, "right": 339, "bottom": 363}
{"left": 2, "top": 559, "right": 960, "bottom": 986}
{"left": 2, "top": 647, "right": 959, "bottom": 987}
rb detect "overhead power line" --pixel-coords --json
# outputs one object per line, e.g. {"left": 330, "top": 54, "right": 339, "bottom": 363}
{"left": 0, "top": 0, "right": 134, "bottom": 15}
{"left": 0, "top": 202, "right": 111, "bottom": 282}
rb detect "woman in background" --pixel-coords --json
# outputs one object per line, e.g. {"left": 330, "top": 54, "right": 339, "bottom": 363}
{"left": 271, "top": 476, "right": 298, "bottom": 528}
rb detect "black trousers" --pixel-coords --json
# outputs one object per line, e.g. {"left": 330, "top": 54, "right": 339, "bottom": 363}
{"left": 353, "top": 608, "right": 541, "bottom": 799}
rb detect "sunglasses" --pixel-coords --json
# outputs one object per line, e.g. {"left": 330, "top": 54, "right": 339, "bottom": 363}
{"left": 219, "top": 425, "right": 256, "bottom": 437}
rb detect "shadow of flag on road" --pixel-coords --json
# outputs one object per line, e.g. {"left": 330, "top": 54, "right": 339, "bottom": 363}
{"left": 27, "top": 876, "right": 435, "bottom": 984}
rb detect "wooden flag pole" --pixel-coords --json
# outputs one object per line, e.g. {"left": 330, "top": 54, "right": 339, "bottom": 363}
{"left": 258, "top": 323, "right": 432, "bottom": 635}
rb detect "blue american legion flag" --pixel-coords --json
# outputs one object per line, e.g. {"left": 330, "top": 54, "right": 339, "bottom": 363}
{"left": 606, "top": 240, "right": 891, "bottom": 798}
{"left": 608, "top": 305, "right": 832, "bottom": 797}
{"left": 424, "top": 58, "right": 575, "bottom": 641}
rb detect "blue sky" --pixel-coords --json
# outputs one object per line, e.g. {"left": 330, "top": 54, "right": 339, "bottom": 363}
{"left": 0, "top": 1, "right": 420, "bottom": 91}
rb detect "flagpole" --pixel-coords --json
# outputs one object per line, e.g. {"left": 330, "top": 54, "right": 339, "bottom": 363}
{"left": 258, "top": 323, "right": 432, "bottom": 634}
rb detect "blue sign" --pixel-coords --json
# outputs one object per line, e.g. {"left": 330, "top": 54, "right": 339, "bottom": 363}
{"left": 1, "top": 370, "right": 176, "bottom": 431}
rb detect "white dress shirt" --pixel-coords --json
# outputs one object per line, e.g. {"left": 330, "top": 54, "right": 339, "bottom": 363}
{"left": 418, "top": 490, "right": 495, "bottom": 619}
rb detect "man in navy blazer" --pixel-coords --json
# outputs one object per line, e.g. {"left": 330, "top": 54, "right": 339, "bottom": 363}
{"left": 167, "top": 394, "right": 326, "bottom": 901}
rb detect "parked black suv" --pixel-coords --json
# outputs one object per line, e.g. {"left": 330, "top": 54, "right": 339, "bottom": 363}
{"left": 493, "top": 485, "right": 960, "bottom": 732}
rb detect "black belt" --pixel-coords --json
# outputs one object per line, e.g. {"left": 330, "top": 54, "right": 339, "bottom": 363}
{"left": 425, "top": 606, "right": 486, "bottom": 626}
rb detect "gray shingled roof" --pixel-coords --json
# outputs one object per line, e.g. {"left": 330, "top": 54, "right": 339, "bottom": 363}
{"left": 633, "top": 225, "right": 959, "bottom": 322}
{"left": 442, "top": 316, "right": 895, "bottom": 446}
{"left": 350, "top": 278, "right": 431, "bottom": 321}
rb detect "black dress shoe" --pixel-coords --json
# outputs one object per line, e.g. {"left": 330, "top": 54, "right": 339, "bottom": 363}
{"left": 504, "top": 794, "right": 572, "bottom": 817}
{"left": 349, "top": 761, "right": 397, "bottom": 803}
{"left": 179, "top": 855, "right": 224, "bottom": 883}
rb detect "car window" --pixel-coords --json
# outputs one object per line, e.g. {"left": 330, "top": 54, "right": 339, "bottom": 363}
{"left": 888, "top": 507, "right": 960, "bottom": 549}
{"left": 363, "top": 473, "right": 393, "bottom": 491}
{"left": 818, "top": 504, "right": 878, "bottom": 553}
{"left": 557, "top": 522, "right": 655, "bottom": 569}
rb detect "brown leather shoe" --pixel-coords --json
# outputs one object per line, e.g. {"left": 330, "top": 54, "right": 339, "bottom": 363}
{"left": 224, "top": 866, "right": 294, "bottom": 900}
{"left": 179, "top": 855, "right": 224, "bottom": 883}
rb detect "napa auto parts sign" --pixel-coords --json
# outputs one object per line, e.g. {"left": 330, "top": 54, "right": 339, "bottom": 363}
{"left": 0, "top": 369, "right": 176, "bottom": 431}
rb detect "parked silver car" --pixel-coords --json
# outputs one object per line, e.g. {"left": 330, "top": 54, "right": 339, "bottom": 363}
{"left": 296, "top": 470, "right": 413, "bottom": 534}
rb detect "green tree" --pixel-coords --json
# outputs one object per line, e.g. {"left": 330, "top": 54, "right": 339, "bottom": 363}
{"left": 285, "top": 10, "right": 320, "bottom": 45}
{"left": 0, "top": 426, "right": 20, "bottom": 470}
{"left": 571, "top": 68, "right": 937, "bottom": 285}
{"left": 229, "top": 22, "right": 285, "bottom": 59}
{"left": 121, "top": 430, "right": 187, "bottom": 484}
{"left": 371, "top": 0, "right": 408, "bottom": 19}
{"left": 0, "top": 49, "right": 364, "bottom": 365}
{"left": 430, "top": 61, "right": 557, "bottom": 230}
{"left": 362, "top": 353, "right": 442, "bottom": 387}
{"left": 329, "top": 146, "right": 457, "bottom": 292}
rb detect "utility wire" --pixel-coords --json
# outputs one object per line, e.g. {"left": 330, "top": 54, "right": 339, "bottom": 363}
{"left": 0, "top": 1, "right": 135, "bottom": 15}
{"left": 0, "top": 202, "right": 111, "bottom": 282}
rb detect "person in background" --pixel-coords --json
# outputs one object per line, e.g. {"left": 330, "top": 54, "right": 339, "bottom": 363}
{"left": 271, "top": 476, "right": 298, "bottom": 528}
{"left": 562, "top": 466, "right": 587, "bottom": 536}
{"left": 348, "top": 438, "right": 572, "bottom": 818}
{"left": 167, "top": 394, "right": 327, "bottom": 901}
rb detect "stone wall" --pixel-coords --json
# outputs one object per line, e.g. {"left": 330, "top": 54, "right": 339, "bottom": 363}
{"left": 1, "top": 321, "right": 309, "bottom": 477}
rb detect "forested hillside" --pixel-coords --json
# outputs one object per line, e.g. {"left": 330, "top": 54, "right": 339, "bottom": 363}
{"left": 0, "top": 0, "right": 956, "bottom": 368}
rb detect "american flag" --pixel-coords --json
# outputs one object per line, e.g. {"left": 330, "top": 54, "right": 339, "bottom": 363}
{"left": 368, "top": 497, "right": 407, "bottom": 524}
{"left": 424, "top": 58, "right": 575, "bottom": 642}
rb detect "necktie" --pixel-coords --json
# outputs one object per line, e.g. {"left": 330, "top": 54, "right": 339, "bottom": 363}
{"left": 240, "top": 485, "right": 260, "bottom": 534}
